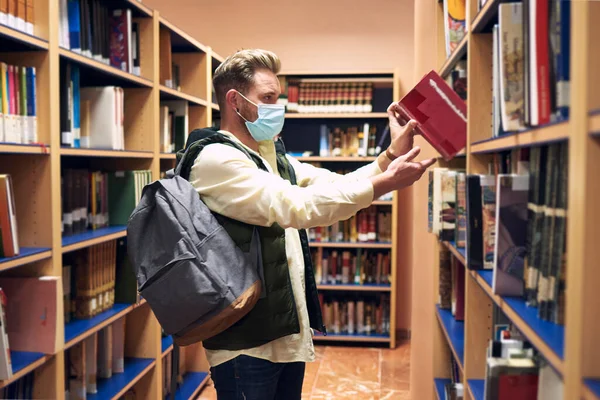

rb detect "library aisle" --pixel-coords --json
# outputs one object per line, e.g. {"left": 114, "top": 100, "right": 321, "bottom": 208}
{"left": 197, "top": 343, "right": 411, "bottom": 400}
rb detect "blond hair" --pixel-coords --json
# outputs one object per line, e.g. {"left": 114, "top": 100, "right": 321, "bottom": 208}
{"left": 213, "top": 49, "right": 281, "bottom": 109}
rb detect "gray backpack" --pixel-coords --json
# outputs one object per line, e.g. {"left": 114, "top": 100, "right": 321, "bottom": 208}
{"left": 126, "top": 136, "right": 266, "bottom": 348}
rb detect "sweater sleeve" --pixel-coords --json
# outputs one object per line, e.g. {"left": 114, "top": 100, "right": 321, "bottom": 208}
{"left": 188, "top": 144, "right": 375, "bottom": 230}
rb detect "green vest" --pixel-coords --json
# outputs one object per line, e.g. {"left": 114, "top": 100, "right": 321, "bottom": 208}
{"left": 176, "top": 129, "right": 325, "bottom": 351}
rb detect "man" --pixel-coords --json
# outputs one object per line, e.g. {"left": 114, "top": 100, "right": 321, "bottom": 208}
{"left": 187, "top": 48, "right": 436, "bottom": 400}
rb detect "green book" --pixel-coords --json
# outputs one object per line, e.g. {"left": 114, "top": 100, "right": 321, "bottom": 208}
{"left": 108, "top": 171, "right": 137, "bottom": 226}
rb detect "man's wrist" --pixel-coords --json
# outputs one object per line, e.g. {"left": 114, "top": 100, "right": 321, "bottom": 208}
{"left": 385, "top": 146, "right": 400, "bottom": 161}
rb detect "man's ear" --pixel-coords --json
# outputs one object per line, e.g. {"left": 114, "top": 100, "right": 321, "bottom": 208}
{"left": 225, "top": 89, "right": 240, "bottom": 112}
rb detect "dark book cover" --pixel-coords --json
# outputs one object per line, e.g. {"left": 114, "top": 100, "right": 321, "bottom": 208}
{"left": 482, "top": 175, "right": 497, "bottom": 270}
{"left": 492, "top": 174, "right": 529, "bottom": 297}
{"left": 538, "top": 144, "right": 560, "bottom": 320}
{"left": 455, "top": 172, "right": 467, "bottom": 248}
{"left": 466, "top": 175, "right": 484, "bottom": 270}
{"left": 551, "top": 142, "right": 568, "bottom": 324}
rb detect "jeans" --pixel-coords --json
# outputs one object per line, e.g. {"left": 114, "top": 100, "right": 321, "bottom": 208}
{"left": 210, "top": 355, "right": 306, "bottom": 400}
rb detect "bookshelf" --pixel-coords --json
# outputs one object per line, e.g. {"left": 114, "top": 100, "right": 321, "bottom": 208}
{"left": 0, "top": 0, "right": 220, "bottom": 397}
{"left": 278, "top": 69, "right": 408, "bottom": 348}
{"left": 417, "top": 0, "right": 600, "bottom": 399}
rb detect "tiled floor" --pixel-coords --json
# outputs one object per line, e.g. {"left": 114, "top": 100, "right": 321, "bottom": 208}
{"left": 196, "top": 341, "right": 411, "bottom": 399}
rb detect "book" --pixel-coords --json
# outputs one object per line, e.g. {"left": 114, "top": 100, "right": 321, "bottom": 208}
{"left": 397, "top": 70, "right": 467, "bottom": 161}
{"left": 492, "top": 175, "right": 529, "bottom": 297}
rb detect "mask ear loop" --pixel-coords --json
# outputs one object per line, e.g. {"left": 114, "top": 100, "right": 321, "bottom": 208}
{"left": 234, "top": 90, "right": 258, "bottom": 123}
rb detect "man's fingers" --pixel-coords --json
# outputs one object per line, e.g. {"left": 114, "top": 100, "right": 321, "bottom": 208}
{"left": 387, "top": 102, "right": 400, "bottom": 121}
{"left": 401, "top": 146, "right": 421, "bottom": 162}
{"left": 418, "top": 157, "right": 437, "bottom": 169}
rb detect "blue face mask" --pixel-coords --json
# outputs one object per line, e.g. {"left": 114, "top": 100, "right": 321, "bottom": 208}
{"left": 235, "top": 91, "right": 285, "bottom": 141}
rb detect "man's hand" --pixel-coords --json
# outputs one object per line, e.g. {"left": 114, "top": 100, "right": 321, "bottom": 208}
{"left": 370, "top": 146, "right": 436, "bottom": 199}
{"left": 387, "top": 102, "right": 419, "bottom": 158}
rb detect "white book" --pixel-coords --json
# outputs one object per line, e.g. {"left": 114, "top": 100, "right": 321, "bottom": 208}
{"left": 15, "top": 16, "right": 24, "bottom": 32}
{"left": 80, "top": 87, "right": 123, "bottom": 150}
{"left": 498, "top": 3, "right": 525, "bottom": 132}
{"left": 0, "top": 11, "right": 7, "bottom": 26}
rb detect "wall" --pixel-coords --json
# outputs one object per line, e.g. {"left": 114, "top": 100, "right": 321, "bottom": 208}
{"left": 143, "top": 0, "right": 416, "bottom": 332}
{"left": 144, "top": 0, "right": 415, "bottom": 95}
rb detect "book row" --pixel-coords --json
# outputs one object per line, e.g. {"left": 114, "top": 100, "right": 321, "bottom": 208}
{"left": 63, "top": 241, "right": 118, "bottom": 322}
{"left": 314, "top": 249, "right": 391, "bottom": 286}
{"left": 0, "top": 0, "right": 35, "bottom": 35}
{"left": 59, "top": 0, "right": 142, "bottom": 76}
{"left": 429, "top": 141, "right": 568, "bottom": 326}
{"left": 492, "top": 1, "right": 570, "bottom": 137}
{"left": 159, "top": 101, "right": 189, "bottom": 154}
{"left": 317, "top": 123, "right": 385, "bottom": 158}
{"left": 319, "top": 293, "right": 391, "bottom": 335}
{"left": 61, "top": 63, "right": 126, "bottom": 150}
{"left": 442, "top": 0, "right": 466, "bottom": 57}
{"left": 0, "top": 62, "right": 38, "bottom": 145}
{"left": 61, "top": 168, "right": 151, "bottom": 237}
{"left": 65, "top": 318, "right": 126, "bottom": 398}
{"left": 308, "top": 206, "right": 393, "bottom": 244}
{"left": 0, "top": 371, "right": 34, "bottom": 399}
{"left": 280, "top": 81, "right": 374, "bottom": 114}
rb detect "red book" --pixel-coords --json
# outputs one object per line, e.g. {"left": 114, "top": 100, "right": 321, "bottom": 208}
{"left": 498, "top": 374, "right": 538, "bottom": 400}
{"left": 397, "top": 70, "right": 467, "bottom": 161}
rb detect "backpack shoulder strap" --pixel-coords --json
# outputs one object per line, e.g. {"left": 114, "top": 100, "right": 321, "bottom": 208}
{"left": 173, "top": 131, "right": 268, "bottom": 181}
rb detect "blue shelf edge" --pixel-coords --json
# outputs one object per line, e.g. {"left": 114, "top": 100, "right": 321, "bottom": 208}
{"left": 434, "top": 378, "right": 452, "bottom": 400}
{"left": 167, "top": 371, "right": 209, "bottom": 400}
{"left": 11, "top": 351, "right": 45, "bottom": 375}
{"left": 447, "top": 240, "right": 466, "bottom": 260}
{"left": 87, "top": 357, "right": 154, "bottom": 400}
{"left": 435, "top": 305, "right": 465, "bottom": 367}
{"left": 475, "top": 270, "right": 565, "bottom": 360}
{"left": 584, "top": 378, "right": 600, "bottom": 398}
{"left": 162, "top": 335, "right": 174, "bottom": 354}
{"left": 313, "top": 332, "right": 390, "bottom": 339}
{"left": 62, "top": 225, "right": 127, "bottom": 247}
{"left": 468, "top": 379, "right": 485, "bottom": 400}
{"left": 317, "top": 283, "right": 391, "bottom": 288}
{"left": 65, "top": 303, "right": 131, "bottom": 344}
{"left": 0, "top": 247, "right": 51, "bottom": 265}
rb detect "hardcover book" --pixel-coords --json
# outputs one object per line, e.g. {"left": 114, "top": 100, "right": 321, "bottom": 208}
{"left": 397, "top": 70, "right": 467, "bottom": 161}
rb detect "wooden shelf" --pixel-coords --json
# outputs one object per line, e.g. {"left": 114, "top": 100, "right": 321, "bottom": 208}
{"left": 285, "top": 112, "right": 388, "bottom": 119}
{"left": 170, "top": 372, "right": 210, "bottom": 400}
{"left": 471, "top": 0, "right": 499, "bottom": 33}
{"left": 160, "top": 153, "right": 177, "bottom": 160}
{"left": 126, "top": 0, "right": 153, "bottom": 17}
{"left": 88, "top": 357, "right": 155, "bottom": 400}
{"left": 159, "top": 16, "right": 207, "bottom": 53}
{"left": 0, "top": 24, "right": 48, "bottom": 50}
{"left": 62, "top": 226, "right": 127, "bottom": 254}
{"left": 0, "top": 248, "right": 52, "bottom": 272}
{"left": 59, "top": 48, "right": 153, "bottom": 87}
{"left": 471, "top": 270, "right": 564, "bottom": 374}
{"left": 442, "top": 241, "right": 466, "bottom": 266}
{"left": 0, "top": 143, "right": 50, "bottom": 154}
{"left": 434, "top": 378, "right": 451, "bottom": 400}
{"left": 161, "top": 335, "right": 174, "bottom": 358}
{"left": 211, "top": 102, "right": 220, "bottom": 111}
{"left": 317, "top": 284, "right": 392, "bottom": 292}
{"left": 439, "top": 35, "right": 468, "bottom": 78}
{"left": 212, "top": 51, "right": 225, "bottom": 63}
{"left": 60, "top": 148, "right": 154, "bottom": 158}
{"left": 470, "top": 121, "right": 569, "bottom": 154}
{"left": 372, "top": 200, "right": 393, "bottom": 206}
{"left": 467, "top": 379, "right": 485, "bottom": 400}
{"left": 313, "top": 334, "right": 390, "bottom": 343}
{"left": 280, "top": 69, "right": 395, "bottom": 76}
{"left": 309, "top": 242, "right": 393, "bottom": 249}
{"left": 435, "top": 305, "right": 465, "bottom": 371}
{"left": 0, "top": 352, "right": 49, "bottom": 389}
{"left": 65, "top": 300, "right": 147, "bottom": 350}
{"left": 295, "top": 156, "right": 377, "bottom": 162}
{"left": 583, "top": 379, "right": 600, "bottom": 400}
{"left": 160, "top": 85, "right": 208, "bottom": 107}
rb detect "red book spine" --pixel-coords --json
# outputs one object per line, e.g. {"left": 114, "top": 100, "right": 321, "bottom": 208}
{"left": 535, "top": 0, "right": 551, "bottom": 125}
